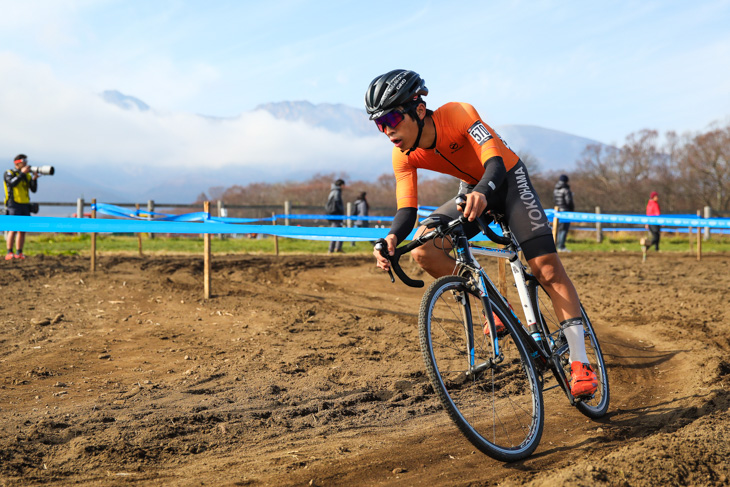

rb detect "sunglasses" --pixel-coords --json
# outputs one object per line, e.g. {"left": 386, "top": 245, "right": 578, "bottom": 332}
{"left": 374, "top": 110, "right": 406, "bottom": 132}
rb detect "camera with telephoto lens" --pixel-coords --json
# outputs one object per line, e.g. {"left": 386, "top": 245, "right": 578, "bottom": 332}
{"left": 30, "top": 165, "right": 54, "bottom": 176}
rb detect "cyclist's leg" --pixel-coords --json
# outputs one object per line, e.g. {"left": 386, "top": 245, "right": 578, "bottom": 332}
{"left": 410, "top": 184, "right": 479, "bottom": 278}
{"left": 409, "top": 223, "right": 457, "bottom": 278}
{"left": 500, "top": 161, "right": 580, "bottom": 320}
{"left": 502, "top": 162, "right": 595, "bottom": 391}
{"left": 526, "top": 249, "right": 588, "bottom": 364}
{"left": 526, "top": 249, "right": 580, "bottom": 322}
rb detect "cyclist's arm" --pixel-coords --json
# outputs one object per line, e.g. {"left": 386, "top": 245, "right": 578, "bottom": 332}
{"left": 388, "top": 207, "right": 418, "bottom": 245}
{"left": 374, "top": 206, "right": 417, "bottom": 270}
{"left": 460, "top": 156, "right": 506, "bottom": 221}
{"left": 472, "top": 156, "right": 506, "bottom": 202}
{"left": 388, "top": 150, "right": 419, "bottom": 245}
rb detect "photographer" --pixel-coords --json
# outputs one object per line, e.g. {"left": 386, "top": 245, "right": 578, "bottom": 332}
{"left": 4, "top": 154, "right": 38, "bottom": 260}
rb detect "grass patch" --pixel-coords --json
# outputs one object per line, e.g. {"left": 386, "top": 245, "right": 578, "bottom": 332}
{"left": 563, "top": 229, "right": 730, "bottom": 253}
{"left": 14, "top": 230, "right": 730, "bottom": 256}
{"left": 20, "top": 233, "right": 377, "bottom": 256}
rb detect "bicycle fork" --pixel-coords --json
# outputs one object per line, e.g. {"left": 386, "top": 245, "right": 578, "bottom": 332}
{"left": 453, "top": 242, "right": 505, "bottom": 377}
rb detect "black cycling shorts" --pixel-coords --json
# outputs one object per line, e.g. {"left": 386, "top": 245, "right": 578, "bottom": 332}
{"left": 6, "top": 204, "right": 31, "bottom": 216}
{"left": 429, "top": 159, "right": 556, "bottom": 261}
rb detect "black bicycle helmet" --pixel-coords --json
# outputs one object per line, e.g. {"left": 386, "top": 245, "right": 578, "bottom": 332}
{"left": 365, "top": 69, "right": 428, "bottom": 120}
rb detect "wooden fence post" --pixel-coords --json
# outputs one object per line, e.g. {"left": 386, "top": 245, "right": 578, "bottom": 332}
{"left": 272, "top": 212, "right": 279, "bottom": 256}
{"left": 552, "top": 206, "right": 559, "bottom": 243}
{"left": 595, "top": 206, "right": 602, "bottom": 243}
{"left": 203, "top": 201, "right": 211, "bottom": 300}
{"left": 704, "top": 206, "right": 712, "bottom": 241}
{"left": 284, "top": 200, "right": 291, "bottom": 226}
{"left": 90, "top": 199, "right": 96, "bottom": 272}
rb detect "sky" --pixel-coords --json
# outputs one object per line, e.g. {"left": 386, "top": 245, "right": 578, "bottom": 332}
{"left": 1, "top": 0, "right": 729, "bottom": 188}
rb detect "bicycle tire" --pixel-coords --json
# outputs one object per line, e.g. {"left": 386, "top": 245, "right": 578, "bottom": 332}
{"left": 419, "top": 275, "right": 544, "bottom": 462}
{"left": 532, "top": 286, "right": 610, "bottom": 418}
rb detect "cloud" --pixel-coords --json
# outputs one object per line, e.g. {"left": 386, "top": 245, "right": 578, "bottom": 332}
{"left": 0, "top": 52, "right": 387, "bottom": 181}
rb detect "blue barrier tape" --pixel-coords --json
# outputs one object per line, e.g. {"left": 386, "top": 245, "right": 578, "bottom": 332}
{"left": 93, "top": 202, "right": 729, "bottom": 229}
{"left": 0, "top": 216, "right": 394, "bottom": 241}
{"left": 0, "top": 216, "right": 507, "bottom": 242}
{"left": 571, "top": 226, "right": 730, "bottom": 234}
{"left": 272, "top": 214, "right": 394, "bottom": 222}
{"left": 94, "top": 203, "right": 276, "bottom": 223}
{"left": 546, "top": 210, "right": 730, "bottom": 228}
{"left": 3, "top": 210, "right": 727, "bottom": 243}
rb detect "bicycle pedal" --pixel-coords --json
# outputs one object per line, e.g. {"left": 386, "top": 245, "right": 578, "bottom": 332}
{"left": 574, "top": 392, "right": 596, "bottom": 402}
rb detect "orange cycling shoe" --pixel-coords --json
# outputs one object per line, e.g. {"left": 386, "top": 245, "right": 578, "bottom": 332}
{"left": 483, "top": 313, "right": 506, "bottom": 337}
{"left": 5, "top": 253, "right": 13, "bottom": 261}
{"left": 14, "top": 253, "right": 25, "bottom": 260}
{"left": 570, "top": 361, "right": 598, "bottom": 397}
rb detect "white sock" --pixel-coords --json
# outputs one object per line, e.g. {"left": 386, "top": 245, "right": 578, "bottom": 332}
{"left": 562, "top": 318, "right": 589, "bottom": 364}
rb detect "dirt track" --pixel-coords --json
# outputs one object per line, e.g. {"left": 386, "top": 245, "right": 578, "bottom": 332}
{"left": 1, "top": 251, "right": 730, "bottom": 486}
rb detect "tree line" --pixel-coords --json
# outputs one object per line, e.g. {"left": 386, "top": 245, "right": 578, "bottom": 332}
{"left": 200, "top": 121, "right": 730, "bottom": 219}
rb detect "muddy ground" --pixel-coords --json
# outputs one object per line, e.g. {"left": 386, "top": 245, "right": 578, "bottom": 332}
{"left": 1, "top": 250, "right": 730, "bottom": 486}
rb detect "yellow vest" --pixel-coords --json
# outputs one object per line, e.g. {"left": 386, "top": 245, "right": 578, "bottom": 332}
{"left": 4, "top": 170, "right": 32, "bottom": 205}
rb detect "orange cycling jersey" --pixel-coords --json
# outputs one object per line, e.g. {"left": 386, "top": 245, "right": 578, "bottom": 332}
{"left": 392, "top": 102, "right": 520, "bottom": 209}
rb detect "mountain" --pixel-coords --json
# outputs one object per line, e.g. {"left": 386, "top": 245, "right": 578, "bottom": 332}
{"left": 31, "top": 92, "right": 606, "bottom": 211}
{"left": 255, "top": 101, "right": 604, "bottom": 174}
{"left": 496, "top": 124, "right": 600, "bottom": 174}
{"left": 254, "top": 101, "right": 373, "bottom": 136}
{"left": 100, "top": 90, "right": 150, "bottom": 111}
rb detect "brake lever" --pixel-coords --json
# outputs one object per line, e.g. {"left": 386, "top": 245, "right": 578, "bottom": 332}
{"left": 454, "top": 194, "right": 511, "bottom": 245}
{"left": 455, "top": 194, "right": 485, "bottom": 229}
{"left": 374, "top": 240, "right": 395, "bottom": 283}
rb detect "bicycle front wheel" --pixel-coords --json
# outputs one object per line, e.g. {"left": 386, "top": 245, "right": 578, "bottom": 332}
{"left": 419, "top": 275, "right": 544, "bottom": 462}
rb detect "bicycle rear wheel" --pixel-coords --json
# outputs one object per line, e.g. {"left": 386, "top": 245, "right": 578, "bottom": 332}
{"left": 574, "top": 306, "right": 610, "bottom": 417}
{"left": 419, "top": 275, "right": 544, "bottom": 462}
{"left": 533, "top": 286, "right": 610, "bottom": 418}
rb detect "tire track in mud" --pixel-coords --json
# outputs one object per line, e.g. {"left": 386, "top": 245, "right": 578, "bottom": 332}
{"left": 276, "top": 253, "right": 730, "bottom": 486}
{"left": 1, "top": 253, "right": 729, "bottom": 486}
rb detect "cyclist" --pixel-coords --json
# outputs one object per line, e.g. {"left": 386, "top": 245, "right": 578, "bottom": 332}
{"left": 365, "top": 69, "right": 597, "bottom": 397}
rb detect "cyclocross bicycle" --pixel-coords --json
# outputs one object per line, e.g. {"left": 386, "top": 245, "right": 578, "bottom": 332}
{"left": 376, "top": 196, "right": 609, "bottom": 461}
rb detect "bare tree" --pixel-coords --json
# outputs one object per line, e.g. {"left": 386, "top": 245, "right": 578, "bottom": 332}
{"left": 679, "top": 123, "right": 730, "bottom": 211}
{"left": 202, "top": 120, "right": 730, "bottom": 219}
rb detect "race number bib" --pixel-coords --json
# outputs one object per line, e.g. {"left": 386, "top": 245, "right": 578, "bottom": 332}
{"left": 467, "top": 121, "right": 493, "bottom": 145}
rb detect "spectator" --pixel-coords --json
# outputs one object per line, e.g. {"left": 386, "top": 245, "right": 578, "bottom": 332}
{"left": 553, "top": 174, "right": 574, "bottom": 252}
{"left": 325, "top": 179, "right": 345, "bottom": 253}
{"left": 644, "top": 191, "right": 661, "bottom": 251}
{"left": 4, "top": 154, "right": 38, "bottom": 260}
{"left": 352, "top": 191, "right": 374, "bottom": 246}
